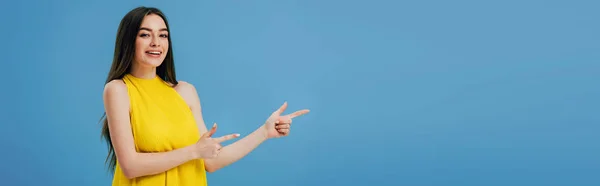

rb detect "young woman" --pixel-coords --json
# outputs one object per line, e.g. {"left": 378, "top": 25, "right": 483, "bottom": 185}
{"left": 100, "top": 6, "right": 309, "bottom": 186}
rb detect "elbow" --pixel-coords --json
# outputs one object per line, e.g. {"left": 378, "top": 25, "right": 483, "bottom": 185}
{"left": 121, "top": 166, "right": 138, "bottom": 179}
{"left": 120, "top": 161, "right": 142, "bottom": 179}
{"left": 205, "top": 167, "right": 217, "bottom": 173}
{"left": 205, "top": 165, "right": 218, "bottom": 173}
{"left": 204, "top": 161, "right": 220, "bottom": 173}
{"left": 124, "top": 173, "right": 136, "bottom": 180}
{"left": 118, "top": 153, "right": 148, "bottom": 179}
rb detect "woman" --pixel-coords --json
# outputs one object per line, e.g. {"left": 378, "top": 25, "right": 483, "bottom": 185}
{"left": 100, "top": 6, "right": 309, "bottom": 186}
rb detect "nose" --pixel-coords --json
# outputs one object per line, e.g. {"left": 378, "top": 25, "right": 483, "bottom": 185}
{"left": 150, "top": 36, "right": 160, "bottom": 47}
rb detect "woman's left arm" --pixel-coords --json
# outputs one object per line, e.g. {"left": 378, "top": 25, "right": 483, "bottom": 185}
{"left": 202, "top": 102, "right": 308, "bottom": 172}
{"left": 175, "top": 81, "right": 309, "bottom": 172}
{"left": 202, "top": 124, "right": 269, "bottom": 172}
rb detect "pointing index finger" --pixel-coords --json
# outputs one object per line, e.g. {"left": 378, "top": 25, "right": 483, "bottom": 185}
{"left": 214, "top": 133, "right": 241, "bottom": 143}
{"left": 287, "top": 109, "right": 310, "bottom": 119}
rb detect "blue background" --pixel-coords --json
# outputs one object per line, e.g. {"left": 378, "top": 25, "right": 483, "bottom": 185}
{"left": 1, "top": 0, "right": 599, "bottom": 185}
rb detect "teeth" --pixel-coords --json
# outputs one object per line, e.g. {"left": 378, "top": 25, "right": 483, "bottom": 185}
{"left": 147, "top": 51, "right": 161, "bottom": 55}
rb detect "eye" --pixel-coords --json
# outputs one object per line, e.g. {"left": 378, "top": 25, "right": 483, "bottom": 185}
{"left": 160, "top": 34, "right": 169, "bottom": 38}
{"left": 139, "top": 33, "right": 150, "bottom": 37}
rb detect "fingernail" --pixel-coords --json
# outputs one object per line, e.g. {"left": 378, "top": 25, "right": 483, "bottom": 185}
{"left": 235, "top": 134, "right": 240, "bottom": 137}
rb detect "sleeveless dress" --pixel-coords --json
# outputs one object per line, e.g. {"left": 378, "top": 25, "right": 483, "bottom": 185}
{"left": 111, "top": 74, "right": 208, "bottom": 186}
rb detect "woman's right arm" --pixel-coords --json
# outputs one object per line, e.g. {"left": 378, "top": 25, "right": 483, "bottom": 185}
{"left": 103, "top": 80, "right": 200, "bottom": 179}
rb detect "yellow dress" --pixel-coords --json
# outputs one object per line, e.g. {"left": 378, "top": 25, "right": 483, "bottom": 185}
{"left": 112, "top": 74, "right": 207, "bottom": 186}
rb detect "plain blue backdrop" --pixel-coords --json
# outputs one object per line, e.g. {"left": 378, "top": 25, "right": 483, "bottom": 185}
{"left": 1, "top": 0, "right": 599, "bottom": 185}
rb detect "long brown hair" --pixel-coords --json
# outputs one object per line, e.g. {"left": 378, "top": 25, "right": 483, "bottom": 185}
{"left": 100, "top": 6, "right": 178, "bottom": 173}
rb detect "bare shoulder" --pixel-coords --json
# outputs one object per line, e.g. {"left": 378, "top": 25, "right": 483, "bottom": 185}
{"left": 103, "top": 79, "right": 130, "bottom": 106}
{"left": 174, "top": 81, "right": 200, "bottom": 107}
{"left": 104, "top": 79, "right": 127, "bottom": 96}
{"left": 174, "top": 80, "right": 195, "bottom": 92}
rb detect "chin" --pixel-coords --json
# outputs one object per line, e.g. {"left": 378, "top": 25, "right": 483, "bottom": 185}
{"left": 141, "top": 59, "right": 165, "bottom": 67}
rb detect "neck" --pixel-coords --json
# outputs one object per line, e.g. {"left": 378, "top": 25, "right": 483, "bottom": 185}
{"left": 130, "top": 62, "right": 157, "bottom": 79}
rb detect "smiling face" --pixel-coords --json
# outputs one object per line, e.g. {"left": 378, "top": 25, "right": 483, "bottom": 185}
{"left": 134, "top": 13, "right": 169, "bottom": 68}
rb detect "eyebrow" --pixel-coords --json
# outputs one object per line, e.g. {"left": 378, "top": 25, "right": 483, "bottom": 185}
{"left": 139, "top": 27, "right": 168, "bottom": 32}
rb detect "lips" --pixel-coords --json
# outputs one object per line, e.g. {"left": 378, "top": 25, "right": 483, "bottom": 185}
{"left": 145, "top": 50, "right": 162, "bottom": 57}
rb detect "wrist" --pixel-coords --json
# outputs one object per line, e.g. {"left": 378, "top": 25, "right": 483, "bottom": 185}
{"left": 259, "top": 124, "right": 269, "bottom": 141}
{"left": 188, "top": 144, "right": 200, "bottom": 159}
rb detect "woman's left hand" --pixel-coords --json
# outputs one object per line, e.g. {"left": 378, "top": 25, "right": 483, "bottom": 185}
{"left": 275, "top": 115, "right": 293, "bottom": 136}
{"left": 263, "top": 102, "right": 310, "bottom": 139}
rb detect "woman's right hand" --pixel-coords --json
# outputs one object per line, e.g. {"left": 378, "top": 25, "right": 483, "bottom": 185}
{"left": 194, "top": 123, "right": 240, "bottom": 159}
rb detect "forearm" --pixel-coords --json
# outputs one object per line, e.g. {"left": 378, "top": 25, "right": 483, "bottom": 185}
{"left": 204, "top": 125, "right": 268, "bottom": 172}
{"left": 121, "top": 145, "right": 198, "bottom": 179}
